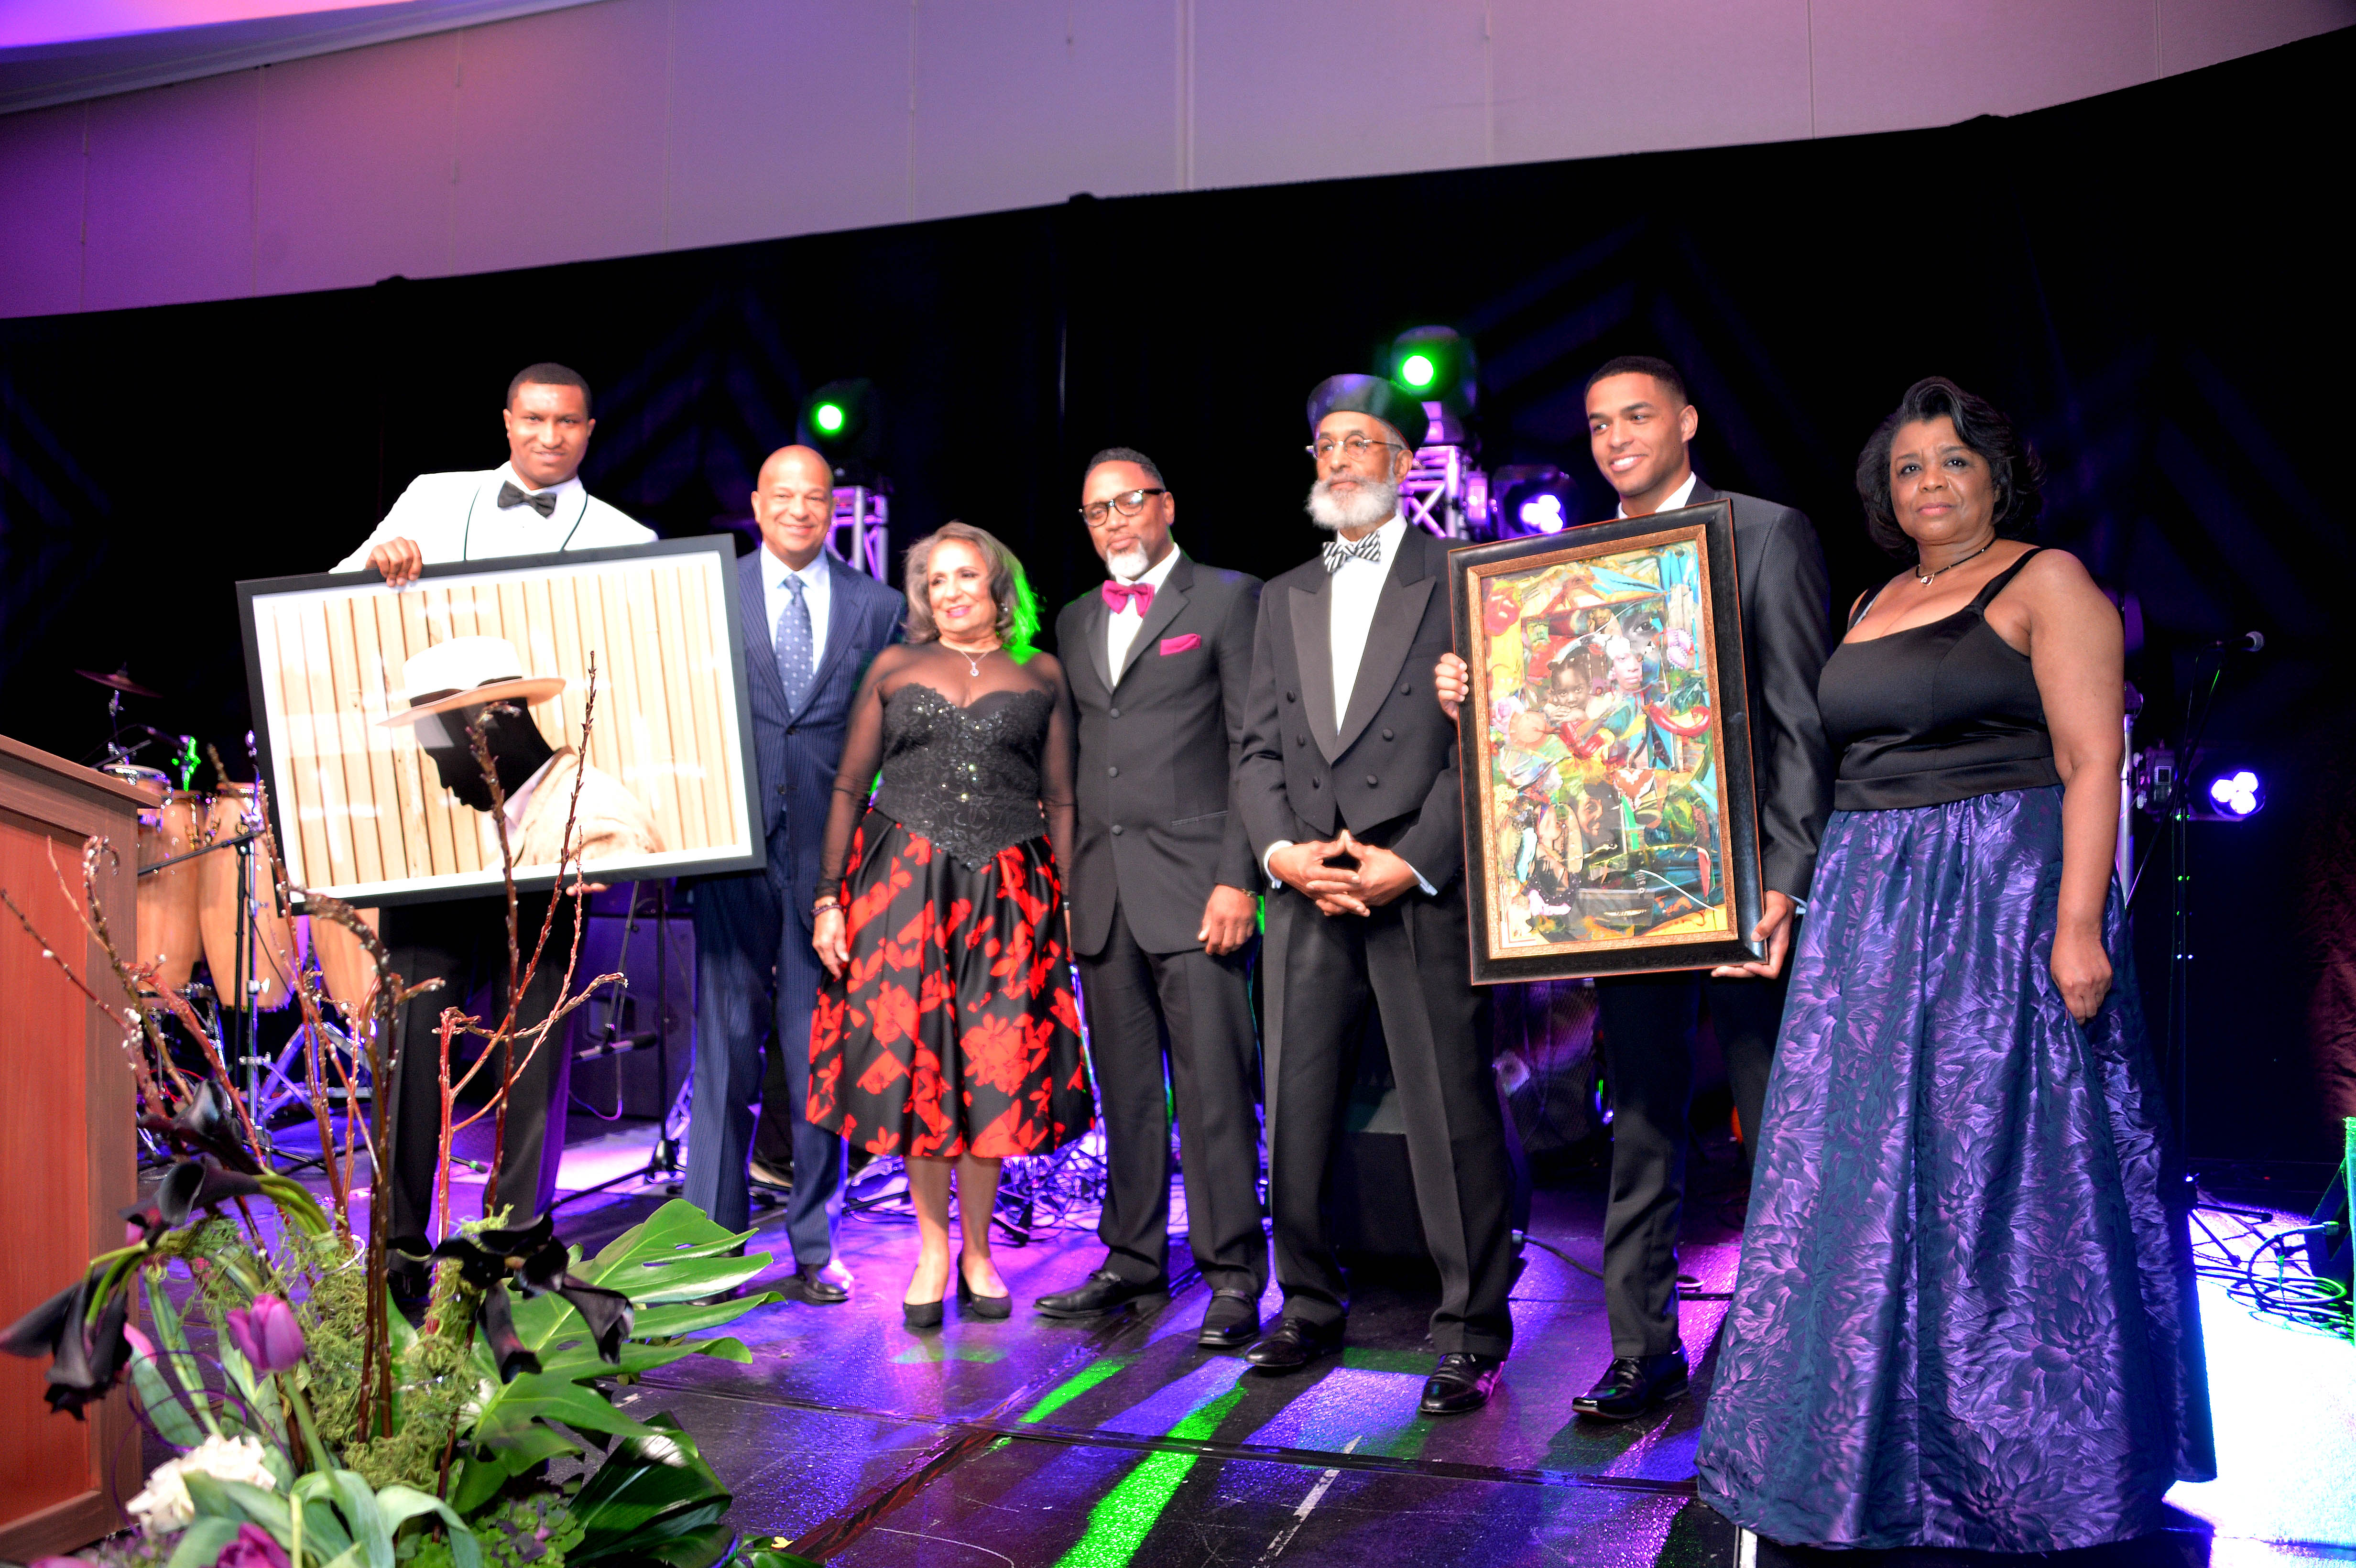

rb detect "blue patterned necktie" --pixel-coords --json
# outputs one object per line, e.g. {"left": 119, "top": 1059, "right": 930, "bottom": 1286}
{"left": 1322, "top": 533, "right": 1384, "bottom": 573}
{"left": 777, "top": 572, "right": 814, "bottom": 712}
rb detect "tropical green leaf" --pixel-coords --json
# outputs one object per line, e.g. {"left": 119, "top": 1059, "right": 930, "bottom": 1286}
{"left": 642, "top": 1519, "right": 739, "bottom": 1568}
{"left": 579, "top": 1202, "right": 755, "bottom": 1284}
{"left": 143, "top": 1276, "right": 221, "bottom": 1437}
{"left": 536, "top": 1335, "right": 755, "bottom": 1384}
{"left": 326, "top": 1468, "right": 392, "bottom": 1568}
{"left": 163, "top": 1517, "right": 241, "bottom": 1568}
{"left": 377, "top": 1487, "right": 482, "bottom": 1568}
{"left": 628, "top": 1294, "right": 782, "bottom": 1341}
{"left": 280, "top": 1476, "right": 358, "bottom": 1565}
{"left": 449, "top": 1425, "right": 582, "bottom": 1515}
{"left": 571, "top": 1415, "right": 732, "bottom": 1566}
{"left": 469, "top": 1370, "right": 665, "bottom": 1449}
{"left": 608, "top": 1256, "right": 771, "bottom": 1306}
{"left": 179, "top": 1473, "right": 293, "bottom": 1545}
{"left": 128, "top": 1347, "right": 208, "bottom": 1448}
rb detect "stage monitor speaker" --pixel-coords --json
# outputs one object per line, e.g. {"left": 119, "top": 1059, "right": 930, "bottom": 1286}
{"left": 1329, "top": 1002, "right": 1531, "bottom": 1262}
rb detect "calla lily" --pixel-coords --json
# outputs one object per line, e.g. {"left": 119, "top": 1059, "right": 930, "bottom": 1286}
{"left": 480, "top": 1282, "right": 541, "bottom": 1382}
{"left": 136, "top": 1082, "right": 262, "bottom": 1175}
{"left": 435, "top": 1212, "right": 634, "bottom": 1378}
{"left": 0, "top": 1267, "right": 134, "bottom": 1418}
{"left": 225, "top": 1293, "right": 304, "bottom": 1375}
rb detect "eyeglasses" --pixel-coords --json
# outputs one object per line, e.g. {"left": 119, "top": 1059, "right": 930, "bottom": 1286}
{"left": 1079, "top": 488, "right": 1167, "bottom": 527}
{"left": 1307, "top": 435, "right": 1406, "bottom": 461}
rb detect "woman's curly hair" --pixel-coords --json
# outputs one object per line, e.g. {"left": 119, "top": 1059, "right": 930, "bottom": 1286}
{"left": 1855, "top": 376, "right": 2044, "bottom": 557}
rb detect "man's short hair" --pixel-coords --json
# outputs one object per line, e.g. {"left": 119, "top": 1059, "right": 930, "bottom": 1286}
{"left": 1584, "top": 355, "right": 1688, "bottom": 409}
{"left": 1086, "top": 446, "right": 1165, "bottom": 489}
{"left": 508, "top": 362, "right": 593, "bottom": 415}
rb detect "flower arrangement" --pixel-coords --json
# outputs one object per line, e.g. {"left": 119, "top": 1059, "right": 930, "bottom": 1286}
{"left": 0, "top": 697, "right": 818, "bottom": 1568}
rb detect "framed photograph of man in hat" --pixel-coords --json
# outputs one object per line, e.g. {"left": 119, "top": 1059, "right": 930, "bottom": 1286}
{"left": 237, "top": 536, "right": 764, "bottom": 906}
{"left": 1448, "top": 500, "right": 1765, "bottom": 981}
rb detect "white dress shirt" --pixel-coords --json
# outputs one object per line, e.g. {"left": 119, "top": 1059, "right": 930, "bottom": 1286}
{"left": 334, "top": 462, "right": 653, "bottom": 572}
{"left": 1103, "top": 543, "right": 1183, "bottom": 678}
{"left": 762, "top": 544, "right": 835, "bottom": 669}
{"left": 1614, "top": 470, "right": 1699, "bottom": 518}
{"left": 1264, "top": 514, "right": 1431, "bottom": 895}
{"left": 1327, "top": 514, "right": 1407, "bottom": 718}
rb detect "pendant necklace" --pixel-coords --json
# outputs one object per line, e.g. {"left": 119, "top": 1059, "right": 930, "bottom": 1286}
{"left": 1914, "top": 538, "right": 1995, "bottom": 587}
{"left": 944, "top": 640, "right": 996, "bottom": 678}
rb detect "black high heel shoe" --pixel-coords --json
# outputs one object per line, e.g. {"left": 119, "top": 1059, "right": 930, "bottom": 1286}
{"left": 957, "top": 1253, "right": 1012, "bottom": 1320}
{"left": 904, "top": 1258, "right": 949, "bottom": 1328}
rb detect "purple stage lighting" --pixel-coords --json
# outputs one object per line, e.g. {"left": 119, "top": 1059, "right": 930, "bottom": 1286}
{"left": 1519, "top": 493, "right": 1567, "bottom": 534}
{"left": 2206, "top": 769, "right": 2263, "bottom": 818}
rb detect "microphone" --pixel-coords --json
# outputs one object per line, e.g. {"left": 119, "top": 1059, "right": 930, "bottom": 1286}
{"left": 2206, "top": 631, "right": 2265, "bottom": 653}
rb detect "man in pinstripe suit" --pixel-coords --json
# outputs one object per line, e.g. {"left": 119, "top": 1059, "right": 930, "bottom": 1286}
{"left": 684, "top": 445, "right": 905, "bottom": 1301}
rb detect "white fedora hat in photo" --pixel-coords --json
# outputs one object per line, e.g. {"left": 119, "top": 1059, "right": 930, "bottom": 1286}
{"left": 379, "top": 636, "right": 567, "bottom": 727}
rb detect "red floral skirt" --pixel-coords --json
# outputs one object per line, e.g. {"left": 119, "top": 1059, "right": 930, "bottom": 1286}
{"left": 808, "top": 809, "right": 1094, "bottom": 1159}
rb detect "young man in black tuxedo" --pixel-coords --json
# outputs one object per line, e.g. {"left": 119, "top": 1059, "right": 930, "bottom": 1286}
{"left": 1439, "top": 354, "right": 1834, "bottom": 1420}
{"left": 1036, "top": 448, "right": 1269, "bottom": 1349}
{"left": 1235, "top": 378, "right": 1518, "bottom": 1416}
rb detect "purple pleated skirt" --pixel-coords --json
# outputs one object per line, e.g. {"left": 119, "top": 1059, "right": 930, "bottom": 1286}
{"left": 1695, "top": 785, "right": 2216, "bottom": 1550}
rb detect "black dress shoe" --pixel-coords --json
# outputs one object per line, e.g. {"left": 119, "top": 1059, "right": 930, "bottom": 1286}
{"left": 1197, "top": 1289, "right": 1261, "bottom": 1350}
{"left": 790, "top": 1262, "right": 851, "bottom": 1306}
{"left": 1420, "top": 1352, "right": 1505, "bottom": 1415}
{"left": 1571, "top": 1348, "right": 1690, "bottom": 1420}
{"left": 1243, "top": 1317, "right": 1344, "bottom": 1371}
{"left": 1034, "top": 1268, "right": 1167, "bottom": 1319}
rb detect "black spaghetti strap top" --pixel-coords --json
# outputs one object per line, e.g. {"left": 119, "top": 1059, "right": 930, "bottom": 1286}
{"left": 1816, "top": 548, "right": 2061, "bottom": 811}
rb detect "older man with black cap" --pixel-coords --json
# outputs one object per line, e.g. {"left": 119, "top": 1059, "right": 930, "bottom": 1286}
{"left": 1233, "top": 376, "right": 1519, "bottom": 1414}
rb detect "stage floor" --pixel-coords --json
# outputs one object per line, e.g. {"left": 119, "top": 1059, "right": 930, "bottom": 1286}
{"left": 108, "top": 1117, "right": 2353, "bottom": 1568}
{"left": 521, "top": 1122, "right": 2354, "bottom": 1568}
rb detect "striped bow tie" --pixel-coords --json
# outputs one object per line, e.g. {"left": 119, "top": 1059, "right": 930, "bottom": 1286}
{"left": 1322, "top": 534, "right": 1384, "bottom": 573}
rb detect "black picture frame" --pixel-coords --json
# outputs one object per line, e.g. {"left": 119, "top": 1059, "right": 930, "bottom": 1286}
{"left": 1447, "top": 500, "right": 1763, "bottom": 982}
{"left": 237, "top": 535, "right": 763, "bottom": 908}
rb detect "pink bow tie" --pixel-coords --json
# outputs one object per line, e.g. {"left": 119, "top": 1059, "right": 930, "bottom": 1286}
{"left": 1101, "top": 580, "right": 1155, "bottom": 614}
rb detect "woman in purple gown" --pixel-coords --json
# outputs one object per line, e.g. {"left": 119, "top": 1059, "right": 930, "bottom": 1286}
{"left": 1694, "top": 379, "right": 2214, "bottom": 1549}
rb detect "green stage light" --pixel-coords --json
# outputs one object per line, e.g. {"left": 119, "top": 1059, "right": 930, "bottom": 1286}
{"left": 1399, "top": 352, "right": 1437, "bottom": 389}
{"left": 813, "top": 402, "right": 845, "bottom": 434}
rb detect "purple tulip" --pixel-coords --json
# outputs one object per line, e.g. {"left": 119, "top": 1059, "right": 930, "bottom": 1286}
{"left": 215, "top": 1523, "right": 291, "bottom": 1568}
{"left": 224, "top": 1294, "right": 304, "bottom": 1376}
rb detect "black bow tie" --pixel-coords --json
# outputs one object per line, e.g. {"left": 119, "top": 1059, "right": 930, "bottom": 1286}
{"left": 497, "top": 481, "right": 558, "bottom": 518}
{"left": 1322, "top": 534, "right": 1384, "bottom": 573}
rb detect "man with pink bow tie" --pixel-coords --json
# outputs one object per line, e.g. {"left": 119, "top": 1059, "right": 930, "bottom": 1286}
{"left": 1035, "top": 448, "right": 1268, "bottom": 1349}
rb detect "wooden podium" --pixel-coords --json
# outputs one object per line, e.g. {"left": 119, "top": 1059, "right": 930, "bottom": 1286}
{"left": 0, "top": 737, "right": 142, "bottom": 1557}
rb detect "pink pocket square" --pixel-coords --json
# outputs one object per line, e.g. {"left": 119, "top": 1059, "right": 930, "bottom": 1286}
{"left": 1159, "top": 634, "right": 1202, "bottom": 655}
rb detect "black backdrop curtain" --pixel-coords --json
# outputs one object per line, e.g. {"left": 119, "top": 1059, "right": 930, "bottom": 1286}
{"left": 3, "top": 30, "right": 2347, "bottom": 1165}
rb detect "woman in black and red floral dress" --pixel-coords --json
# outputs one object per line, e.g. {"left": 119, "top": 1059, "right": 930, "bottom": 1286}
{"left": 809, "top": 522, "right": 1091, "bottom": 1326}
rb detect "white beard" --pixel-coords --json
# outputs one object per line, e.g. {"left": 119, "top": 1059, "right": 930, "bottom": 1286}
{"left": 1105, "top": 543, "right": 1152, "bottom": 579}
{"left": 1305, "top": 475, "right": 1399, "bottom": 533}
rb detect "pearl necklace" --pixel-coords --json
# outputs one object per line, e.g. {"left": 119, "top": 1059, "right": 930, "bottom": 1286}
{"left": 1914, "top": 538, "right": 1995, "bottom": 587}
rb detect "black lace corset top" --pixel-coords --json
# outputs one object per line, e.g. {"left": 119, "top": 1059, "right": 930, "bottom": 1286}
{"left": 869, "top": 685, "right": 1056, "bottom": 867}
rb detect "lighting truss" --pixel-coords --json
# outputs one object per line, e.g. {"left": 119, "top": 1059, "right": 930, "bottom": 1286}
{"left": 830, "top": 486, "right": 891, "bottom": 582}
{"left": 1400, "top": 442, "right": 1491, "bottom": 540}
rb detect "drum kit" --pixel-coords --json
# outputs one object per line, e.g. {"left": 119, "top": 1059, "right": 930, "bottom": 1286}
{"left": 84, "top": 666, "right": 376, "bottom": 1162}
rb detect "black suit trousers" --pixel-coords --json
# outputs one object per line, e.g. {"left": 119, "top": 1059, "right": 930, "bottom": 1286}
{"left": 683, "top": 849, "right": 843, "bottom": 1258}
{"left": 381, "top": 893, "right": 578, "bottom": 1242}
{"left": 1079, "top": 900, "right": 1265, "bottom": 1293}
{"left": 1594, "top": 963, "right": 1789, "bottom": 1359}
{"left": 1268, "top": 877, "right": 1515, "bottom": 1358}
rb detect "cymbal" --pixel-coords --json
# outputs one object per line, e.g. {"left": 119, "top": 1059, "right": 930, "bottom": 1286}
{"left": 76, "top": 666, "right": 161, "bottom": 699}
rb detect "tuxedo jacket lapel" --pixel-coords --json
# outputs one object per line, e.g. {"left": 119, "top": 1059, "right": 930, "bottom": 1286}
{"left": 1288, "top": 574, "right": 1342, "bottom": 763}
{"left": 1114, "top": 554, "right": 1193, "bottom": 686}
{"left": 1334, "top": 536, "right": 1435, "bottom": 757}
{"left": 1075, "top": 590, "right": 1114, "bottom": 698}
